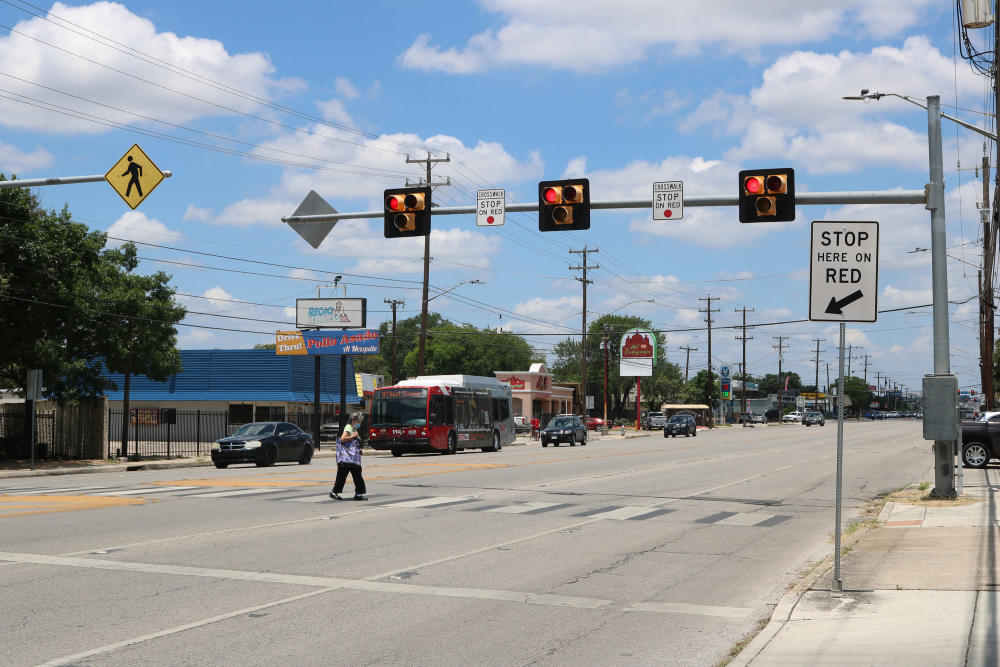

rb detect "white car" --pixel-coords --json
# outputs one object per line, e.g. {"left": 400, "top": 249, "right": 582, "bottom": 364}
{"left": 782, "top": 411, "right": 804, "bottom": 423}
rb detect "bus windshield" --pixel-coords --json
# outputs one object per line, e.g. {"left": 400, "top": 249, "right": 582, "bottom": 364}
{"left": 372, "top": 389, "right": 428, "bottom": 427}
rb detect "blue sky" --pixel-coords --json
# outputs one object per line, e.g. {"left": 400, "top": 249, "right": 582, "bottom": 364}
{"left": 0, "top": 1, "right": 991, "bottom": 395}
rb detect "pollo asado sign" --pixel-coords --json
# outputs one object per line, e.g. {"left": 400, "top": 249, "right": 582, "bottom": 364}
{"left": 275, "top": 329, "right": 380, "bottom": 355}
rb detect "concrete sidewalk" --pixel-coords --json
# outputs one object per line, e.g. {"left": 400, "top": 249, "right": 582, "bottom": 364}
{"left": 733, "top": 468, "right": 1000, "bottom": 666}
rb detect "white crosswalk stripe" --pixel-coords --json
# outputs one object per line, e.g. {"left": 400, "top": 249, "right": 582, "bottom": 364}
{"left": 586, "top": 506, "right": 666, "bottom": 521}
{"left": 187, "top": 488, "right": 290, "bottom": 498}
{"left": 92, "top": 486, "right": 198, "bottom": 496}
{"left": 385, "top": 496, "right": 472, "bottom": 508}
{"left": 715, "top": 513, "right": 775, "bottom": 526}
{"left": 281, "top": 495, "right": 332, "bottom": 503}
{"left": 10, "top": 486, "right": 109, "bottom": 495}
{"left": 486, "top": 502, "right": 561, "bottom": 514}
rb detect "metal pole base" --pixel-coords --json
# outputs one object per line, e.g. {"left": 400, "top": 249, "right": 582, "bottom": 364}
{"left": 930, "top": 440, "right": 957, "bottom": 499}
{"left": 831, "top": 579, "right": 843, "bottom": 596}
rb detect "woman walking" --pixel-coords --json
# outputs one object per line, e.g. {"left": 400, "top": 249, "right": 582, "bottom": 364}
{"left": 330, "top": 412, "right": 367, "bottom": 501}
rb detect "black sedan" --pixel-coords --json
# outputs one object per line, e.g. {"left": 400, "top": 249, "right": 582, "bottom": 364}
{"left": 663, "top": 414, "right": 697, "bottom": 437}
{"left": 541, "top": 416, "right": 588, "bottom": 447}
{"left": 212, "top": 422, "right": 313, "bottom": 468}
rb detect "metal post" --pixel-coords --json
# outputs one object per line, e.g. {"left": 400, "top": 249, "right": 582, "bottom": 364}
{"left": 339, "top": 355, "right": 348, "bottom": 433}
{"left": 833, "top": 322, "right": 846, "bottom": 594}
{"left": 196, "top": 409, "right": 201, "bottom": 457}
{"left": 927, "top": 95, "right": 956, "bottom": 498}
{"left": 314, "top": 355, "right": 322, "bottom": 450}
{"left": 29, "top": 399, "right": 35, "bottom": 471}
{"left": 635, "top": 376, "right": 641, "bottom": 430}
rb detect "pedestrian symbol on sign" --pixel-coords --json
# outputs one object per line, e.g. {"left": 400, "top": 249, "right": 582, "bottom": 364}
{"left": 105, "top": 143, "right": 165, "bottom": 209}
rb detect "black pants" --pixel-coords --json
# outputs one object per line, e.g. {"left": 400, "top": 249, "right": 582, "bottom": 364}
{"left": 332, "top": 463, "right": 366, "bottom": 495}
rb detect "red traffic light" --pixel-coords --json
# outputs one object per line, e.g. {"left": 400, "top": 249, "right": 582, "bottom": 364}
{"left": 386, "top": 195, "right": 402, "bottom": 210}
{"left": 744, "top": 176, "right": 763, "bottom": 195}
{"left": 544, "top": 187, "right": 559, "bottom": 203}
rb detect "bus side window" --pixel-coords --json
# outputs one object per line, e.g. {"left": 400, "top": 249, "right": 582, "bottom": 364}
{"left": 446, "top": 396, "right": 455, "bottom": 425}
{"left": 430, "top": 396, "right": 446, "bottom": 426}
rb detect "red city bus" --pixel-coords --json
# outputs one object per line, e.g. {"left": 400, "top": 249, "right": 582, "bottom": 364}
{"left": 368, "top": 381, "right": 505, "bottom": 457}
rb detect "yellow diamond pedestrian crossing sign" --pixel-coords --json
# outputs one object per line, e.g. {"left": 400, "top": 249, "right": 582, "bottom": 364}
{"left": 105, "top": 144, "right": 165, "bottom": 209}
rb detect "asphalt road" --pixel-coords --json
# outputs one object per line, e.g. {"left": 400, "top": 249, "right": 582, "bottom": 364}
{"left": 1, "top": 421, "right": 931, "bottom": 666}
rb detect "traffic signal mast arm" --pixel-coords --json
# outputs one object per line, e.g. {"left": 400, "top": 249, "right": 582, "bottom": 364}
{"left": 283, "top": 189, "right": 925, "bottom": 224}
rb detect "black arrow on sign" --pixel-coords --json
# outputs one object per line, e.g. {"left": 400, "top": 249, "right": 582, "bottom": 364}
{"left": 825, "top": 290, "right": 864, "bottom": 315}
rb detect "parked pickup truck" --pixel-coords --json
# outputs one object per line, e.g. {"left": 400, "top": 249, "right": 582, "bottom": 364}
{"left": 642, "top": 412, "right": 668, "bottom": 430}
{"left": 960, "top": 412, "right": 1000, "bottom": 468}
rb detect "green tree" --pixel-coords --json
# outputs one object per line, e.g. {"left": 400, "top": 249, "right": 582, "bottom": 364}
{"left": 0, "top": 177, "right": 177, "bottom": 402}
{"left": 551, "top": 313, "right": 674, "bottom": 419}
{"left": 98, "top": 243, "right": 185, "bottom": 457}
{"left": 836, "top": 376, "right": 873, "bottom": 415}
{"left": 679, "top": 369, "right": 721, "bottom": 406}
{"left": 757, "top": 372, "right": 802, "bottom": 396}
{"left": 352, "top": 312, "right": 538, "bottom": 381}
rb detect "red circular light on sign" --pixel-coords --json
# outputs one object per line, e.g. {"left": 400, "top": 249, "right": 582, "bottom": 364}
{"left": 386, "top": 196, "right": 401, "bottom": 210}
{"left": 487, "top": 216, "right": 495, "bottom": 224}
{"left": 745, "top": 177, "right": 762, "bottom": 194}
{"left": 544, "top": 187, "right": 559, "bottom": 203}
{"left": 664, "top": 210, "right": 672, "bottom": 218}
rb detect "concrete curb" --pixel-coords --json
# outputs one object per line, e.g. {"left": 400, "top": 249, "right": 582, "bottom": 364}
{"left": 728, "top": 505, "right": 888, "bottom": 667}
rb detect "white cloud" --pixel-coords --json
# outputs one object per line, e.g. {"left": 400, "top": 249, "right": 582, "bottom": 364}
{"left": 186, "top": 198, "right": 296, "bottom": 227}
{"left": 315, "top": 99, "right": 353, "bottom": 125}
{"left": 0, "top": 2, "right": 301, "bottom": 134}
{"left": 0, "top": 141, "right": 52, "bottom": 174}
{"left": 399, "top": 1, "right": 938, "bottom": 73}
{"left": 105, "top": 210, "right": 182, "bottom": 247}
{"left": 334, "top": 77, "right": 360, "bottom": 100}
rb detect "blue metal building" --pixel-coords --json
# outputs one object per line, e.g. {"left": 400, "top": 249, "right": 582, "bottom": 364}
{"left": 101, "top": 349, "right": 361, "bottom": 424}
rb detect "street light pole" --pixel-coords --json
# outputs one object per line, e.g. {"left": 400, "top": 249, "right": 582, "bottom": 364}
{"left": 843, "top": 90, "right": 958, "bottom": 497}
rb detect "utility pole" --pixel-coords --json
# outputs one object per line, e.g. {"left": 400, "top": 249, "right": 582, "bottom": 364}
{"left": 875, "top": 371, "right": 883, "bottom": 409}
{"left": 699, "top": 295, "right": 720, "bottom": 427}
{"left": 680, "top": 345, "right": 698, "bottom": 382}
{"left": 982, "top": 149, "right": 995, "bottom": 410}
{"left": 847, "top": 344, "right": 852, "bottom": 377}
{"left": 735, "top": 307, "right": 754, "bottom": 426}
{"left": 773, "top": 336, "right": 789, "bottom": 420}
{"left": 826, "top": 362, "right": 831, "bottom": 395}
{"left": 602, "top": 324, "right": 612, "bottom": 424}
{"left": 384, "top": 298, "right": 405, "bottom": 384}
{"left": 863, "top": 354, "right": 870, "bottom": 386}
{"left": 812, "top": 338, "right": 824, "bottom": 412}
{"left": 406, "top": 152, "right": 451, "bottom": 376}
{"left": 570, "top": 246, "right": 599, "bottom": 415}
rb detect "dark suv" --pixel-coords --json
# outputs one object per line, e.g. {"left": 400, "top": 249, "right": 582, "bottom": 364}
{"left": 663, "top": 414, "right": 697, "bottom": 438}
{"left": 803, "top": 411, "right": 825, "bottom": 426}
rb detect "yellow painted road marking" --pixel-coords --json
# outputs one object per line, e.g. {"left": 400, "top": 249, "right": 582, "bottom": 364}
{"left": 0, "top": 494, "right": 144, "bottom": 518}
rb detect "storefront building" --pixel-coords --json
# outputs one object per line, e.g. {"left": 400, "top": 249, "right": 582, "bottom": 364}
{"left": 494, "top": 363, "right": 575, "bottom": 422}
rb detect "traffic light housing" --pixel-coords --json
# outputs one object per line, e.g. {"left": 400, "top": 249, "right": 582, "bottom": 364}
{"left": 538, "top": 178, "right": 590, "bottom": 232}
{"left": 739, "top": 168, "right": 795, "bottom": 223}
{"left": 384, "top": 186, "right": 431, "bottom": 238}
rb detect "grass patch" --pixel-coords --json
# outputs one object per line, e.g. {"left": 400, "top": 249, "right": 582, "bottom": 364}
{"left": 887, "top": 486, "right": 979, "bottom": 508}
{"left": 917, "top": 481, "right": 930, "bottom": 491}
{"left": 718, "top": 616, "right": 771, "bottom": 667}
{"left": 843, "top": 517, "right": 878, "bottom": 538}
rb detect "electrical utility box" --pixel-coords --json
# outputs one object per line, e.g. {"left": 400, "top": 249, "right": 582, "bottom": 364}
{"left": 922, "top": 373, "right": 959, "bottom": 441}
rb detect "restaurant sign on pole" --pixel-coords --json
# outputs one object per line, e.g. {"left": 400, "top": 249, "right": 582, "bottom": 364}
{"left": 296, "top": 298, "right": 367, "bottom": 329}
{"left": 619, "top": 328, "right": 657, "bottom": 377}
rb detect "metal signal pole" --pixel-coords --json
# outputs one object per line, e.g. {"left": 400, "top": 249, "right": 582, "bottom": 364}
{"left": 406, "top": 152, "right": 450, "bottom": 376}
{"left": 812, "top": 338, "right": 824, "bottom": 412}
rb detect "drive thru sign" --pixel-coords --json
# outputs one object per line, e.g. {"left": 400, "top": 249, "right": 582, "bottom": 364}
{"left": 809, "top": 221, "right": 879, "bottom": 322}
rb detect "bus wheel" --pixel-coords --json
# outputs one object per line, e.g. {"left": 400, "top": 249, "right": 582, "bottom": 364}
{"left": 482, "top": 431, "right": 501, "bottom": 453}
{"left": 391, "top": 448, "right": 402, "bottom": 457}
{"left": 443, "top": 433, "right": 457, "bottom": 455}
